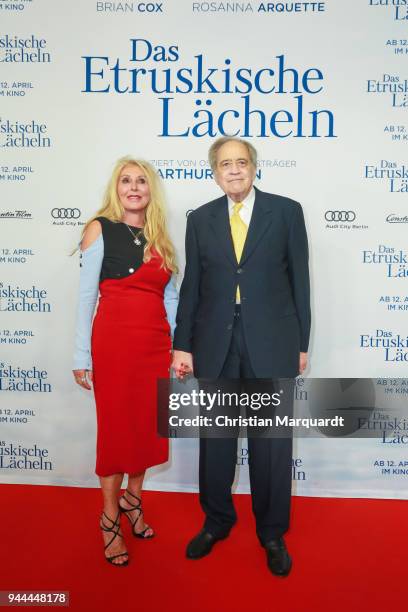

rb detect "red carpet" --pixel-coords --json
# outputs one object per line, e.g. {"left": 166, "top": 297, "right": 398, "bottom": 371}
{"left": 0, "top": 485, "right": 405, "bottom": 611}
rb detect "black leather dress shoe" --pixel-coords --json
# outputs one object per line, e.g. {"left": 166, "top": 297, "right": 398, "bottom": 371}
{"left": 264, "top": 537, "right": 292, "bottom": 577}
{"left": 186, "top": 529, "right": 227, "bottom": 559}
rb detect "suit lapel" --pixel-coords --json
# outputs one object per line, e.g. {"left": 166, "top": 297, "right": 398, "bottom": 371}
{"left": 209, "top": 195, "right": 237, "bottom": 268}
{"left": 239, "top": 187, "right": 273, "bottom": 265}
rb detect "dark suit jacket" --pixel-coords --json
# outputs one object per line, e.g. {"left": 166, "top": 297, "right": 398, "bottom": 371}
{"left": 173, "top": 186, "right": 311, "bottom": 379}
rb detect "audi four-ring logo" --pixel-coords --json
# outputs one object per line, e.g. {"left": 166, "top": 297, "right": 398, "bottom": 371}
{"left": 51, "top": 208, "right": 81, "bottom": 219}
{"left": 325, "top": 210, "right": 356, "bottom": 222}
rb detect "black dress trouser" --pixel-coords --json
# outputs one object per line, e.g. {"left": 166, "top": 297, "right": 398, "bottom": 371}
{"left": 198, "top": 307, "right": 293, "bottom": 546}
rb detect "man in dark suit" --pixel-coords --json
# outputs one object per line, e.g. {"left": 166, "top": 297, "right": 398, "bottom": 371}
{"left": 172, "top": 136, "right": 311, "bottom": 576}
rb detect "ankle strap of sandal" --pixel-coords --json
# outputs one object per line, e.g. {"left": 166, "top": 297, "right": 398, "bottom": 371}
{"left": 122, "top": 489, "right": 142, "bottom": 510}
{"left": 100, "top": 511, "right": 123, "bottom": 551}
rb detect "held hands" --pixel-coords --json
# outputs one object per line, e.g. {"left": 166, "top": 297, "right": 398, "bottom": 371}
{"left": 171, "top": 350, "right": 194, "bottom": 380}
{"left": 73, "top": 355, "right": 304, "bottom": 384}
{"left": 299, "top": 352, "right": 308, "bottom": 375}
{"left": 73, "top": 369, "right": 93, "bottom": 390}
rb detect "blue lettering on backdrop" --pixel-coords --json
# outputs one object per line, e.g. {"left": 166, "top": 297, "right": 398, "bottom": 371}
{"left": 81, "top": 39, "right": 336, "bottom": 138}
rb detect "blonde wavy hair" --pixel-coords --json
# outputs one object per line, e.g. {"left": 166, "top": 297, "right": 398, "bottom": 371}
{"left": 82, "top": 157, "right": 177, "bottom": 273}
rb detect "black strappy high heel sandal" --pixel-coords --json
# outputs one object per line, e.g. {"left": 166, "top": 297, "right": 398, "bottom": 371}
{"left": 119, "top": 490, "right": 154, "bottom": 539}
{"left": 100, "top": 511, "right": 129, "bottom": 566}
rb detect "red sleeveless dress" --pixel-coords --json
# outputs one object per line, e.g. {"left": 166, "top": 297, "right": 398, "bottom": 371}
{"left": 91, "top": 254, "right": 171, "bottom": 476}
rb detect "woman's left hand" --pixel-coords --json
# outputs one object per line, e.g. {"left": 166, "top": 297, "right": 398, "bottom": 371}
{"left": 73, "top": 369, "right": 93, "bottom": 390}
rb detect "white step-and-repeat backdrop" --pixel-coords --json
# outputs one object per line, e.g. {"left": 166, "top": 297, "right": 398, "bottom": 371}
{"left": 1, "top": 0, "right": 407, "bottom": 499}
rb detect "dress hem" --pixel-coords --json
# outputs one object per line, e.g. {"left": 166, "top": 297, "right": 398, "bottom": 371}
{"left": 95, "top": 456, "right": 169, "bottom": 478}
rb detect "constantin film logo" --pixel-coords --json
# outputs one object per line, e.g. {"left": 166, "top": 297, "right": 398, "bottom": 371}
{"left": 386, "top": 213, "right": 408, "bottom": 223}
{"left": 324, "top": 210, "right": 368, "bottom": 230}
{"left": 0, "top": 209, "right": 32, "bottom": 220}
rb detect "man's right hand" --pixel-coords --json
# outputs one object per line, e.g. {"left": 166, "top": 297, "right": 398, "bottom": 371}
{"left": 172, "top": 350, "right": 194, "bottom": 380}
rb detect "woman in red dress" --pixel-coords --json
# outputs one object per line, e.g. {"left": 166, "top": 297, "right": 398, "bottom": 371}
{"left": 73, "top": 158, "right": 178, "bottom": 566}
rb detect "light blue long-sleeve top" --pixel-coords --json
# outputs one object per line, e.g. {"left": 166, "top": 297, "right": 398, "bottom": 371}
{"left": 73, "top": 233, "right": 179, "bottom": 371}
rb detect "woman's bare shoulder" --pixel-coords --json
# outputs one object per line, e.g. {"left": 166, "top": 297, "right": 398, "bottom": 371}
{"left": 81, "top": 219, "right": 102, "bottom": 251}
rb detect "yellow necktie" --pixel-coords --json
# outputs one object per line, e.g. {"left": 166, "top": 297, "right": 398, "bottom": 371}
{"left": 230, "top": 202, "right": 248, "bottom": 302}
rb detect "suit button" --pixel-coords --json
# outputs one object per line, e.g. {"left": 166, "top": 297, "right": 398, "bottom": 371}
{"left": 129, "top": 268, "right": 134, "bottom": 273}
{"left": 227, "top": 324, "right": 233, "bottom": 330}
{"left": 237, "top": 268, "right": 243, "bottom": 274}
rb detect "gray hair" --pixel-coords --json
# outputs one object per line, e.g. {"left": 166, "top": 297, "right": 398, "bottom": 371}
{"left": 208, "top": 136, "right": 258, "bottom": 172}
